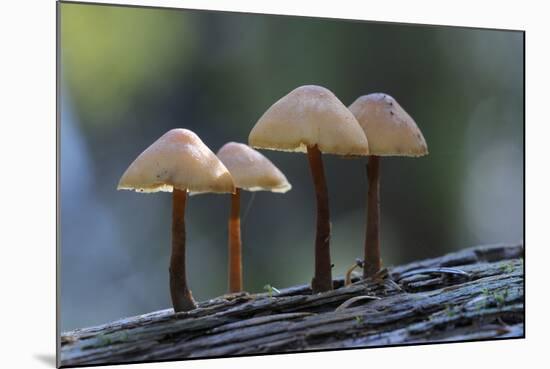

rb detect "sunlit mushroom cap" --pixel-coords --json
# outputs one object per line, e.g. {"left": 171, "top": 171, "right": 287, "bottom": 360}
{"left": 117, "top": 128, "right": 235, "bottom": 194}
{"left": 217, "top": 142, "right": 292, "bottom": 193}
{"left": 348, "top": 93, "right": 428, "bottom": 157}
{"left": 249, "top": 85, "right": 369, "bottom": 156}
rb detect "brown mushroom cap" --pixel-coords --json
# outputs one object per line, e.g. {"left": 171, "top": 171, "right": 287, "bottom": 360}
{"left": 249, "top": 85, "right": 369, "bottom": 156}
{"left": 217, "top": 142, "right": 292, "bottom": 193}
{"left": 118, "top": 128, "right": 235, "bottom": 194}
{"left": 348, "top": 93, "right": 428, "bottom": 157}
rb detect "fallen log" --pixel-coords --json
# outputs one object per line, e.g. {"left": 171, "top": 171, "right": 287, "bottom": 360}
{"left": 59, "top": 243, "right": 524, "bottom": 367}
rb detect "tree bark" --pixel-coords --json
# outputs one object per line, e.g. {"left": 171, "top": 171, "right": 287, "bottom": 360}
{"left": 60, "top": 242, "right": 524, "bottom": 367}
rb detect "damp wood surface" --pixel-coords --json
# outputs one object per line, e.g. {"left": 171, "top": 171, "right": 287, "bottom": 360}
{"left": 60, "top": 243, "right": 524, "bottom": 367}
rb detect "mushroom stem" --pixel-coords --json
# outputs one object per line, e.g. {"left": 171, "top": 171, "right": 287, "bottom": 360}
{"left": 306, "top": 145, "right": 333, "bottom": 293}
{"left": 169, "top": 188, "right": 197, "bottom": 312}
{"left": 364, "top": 155, "right": 381, "bottom": 278}
{"left": 228, "top": 188, "right": 243, "bottom": 293}
{"left": 345, "top": 264, "right": 359, "bottom": 287}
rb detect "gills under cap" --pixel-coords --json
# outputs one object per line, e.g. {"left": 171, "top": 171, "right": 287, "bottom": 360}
{"left": 118, "top": 128, "right": 235, "bottom": 194}
{"left": 249, "top": 85, "right": 369, "bottom": 156}
{"left": 348, "top": 93, "right": 428, "bottom": 157}
{"left": 217, "top": 142, "right": 291, "bottom": 193}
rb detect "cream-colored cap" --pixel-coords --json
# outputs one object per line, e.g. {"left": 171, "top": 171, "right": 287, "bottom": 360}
{"left": 118, "top": 128, "right": 235, "bottom": 194}
{"left": 217, "top": 142, "right": 291, "bottom": 193}
{"left": 249, "top": 85, "right": 369, "bottom": 156}
{"left": 348, "top": 93, "right": 428, "bottom": 157}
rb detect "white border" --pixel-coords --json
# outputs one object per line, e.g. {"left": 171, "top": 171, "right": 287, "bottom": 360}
{"left": 56, "top": 0, "right": 527, "bottom": 31}
{"left": 2, "top": 0, "right": 547, "bottom": 368}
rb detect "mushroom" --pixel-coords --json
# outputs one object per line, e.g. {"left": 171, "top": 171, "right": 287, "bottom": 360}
{"left": 348, "top": 93, "right": 428, "bottom": 278}
{"left": 217, "top": 142, "right": 292, "bottom": 293}
{"left": 249, "top": 85, "right": 369, "bottom": 293}
{"left": 118, "top": 129, "right": 235, "bottom": 312}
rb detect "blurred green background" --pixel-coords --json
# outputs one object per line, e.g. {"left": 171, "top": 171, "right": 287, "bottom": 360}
{"left": 59, "top": 3, "right": 524, "bottom": 331}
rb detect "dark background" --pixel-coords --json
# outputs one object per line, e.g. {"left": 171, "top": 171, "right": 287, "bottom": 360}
{"left": 59, "top": 3, "right": 524, "bottom": 331}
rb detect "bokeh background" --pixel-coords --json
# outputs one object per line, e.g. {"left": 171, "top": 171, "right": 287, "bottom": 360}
{"left": 59, "top": 3, "right": 524, "bottom": 331}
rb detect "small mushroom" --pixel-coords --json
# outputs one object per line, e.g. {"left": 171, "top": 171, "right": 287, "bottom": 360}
{"left": 348, "top": 93, "right": 428, "bottom": 278}
{"left": 249, "top": 85, "right": 369, "bottom": 293}
{"left": 118, "top": 129, "right": 235, "bottom": 312}
{"left": 345, "top": 258, "right": 365, "bottom": 286}
{"left": 217, "top": 142, "right": 291, "bottom": 293}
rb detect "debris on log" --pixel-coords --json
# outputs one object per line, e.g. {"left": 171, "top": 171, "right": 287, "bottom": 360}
{"left": 59, "top": 243, "right": 524, "bottom": 367}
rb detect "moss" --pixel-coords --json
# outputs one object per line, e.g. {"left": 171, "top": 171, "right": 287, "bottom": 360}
{"left": 263, "top": 284, "right": 281, "bottom": 298}
{"left": 90, "top": 331, "right": 130, "bottom": 349}
{"left": 501, "top": 262, "right": 515, "bottom": 274}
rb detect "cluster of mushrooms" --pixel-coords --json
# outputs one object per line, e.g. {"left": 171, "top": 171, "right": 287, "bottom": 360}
{"left": 118, "top": 85, "right": 428, "bottom": 313}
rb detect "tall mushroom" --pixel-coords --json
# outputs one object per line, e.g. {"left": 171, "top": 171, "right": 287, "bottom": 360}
{"left": 249, "top": 85, "right": 369, "bottom": 293}
{"left": 348, "top": 93, "right": 428, "bottom": 278}
{"left": 217, "top": 142, "right": 292, "bottom": 293}
{"left": 118, "top": 129, "right": 235, "bottom": 312}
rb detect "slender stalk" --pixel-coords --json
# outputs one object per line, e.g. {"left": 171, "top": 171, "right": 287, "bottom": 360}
{"left": 306, "top": 145, "right": 333, "bottom": 293}
{"left": 228, "top": 188, "right": 243, "bottom": 293}
{"left": 345, "top": 264, "right": 358, "bottom": 287}
{"left": 169, "top": 188, "right": 197, "bottom": 312}
{"left": 364, "top": 156, "right": 381, "bottom": 278}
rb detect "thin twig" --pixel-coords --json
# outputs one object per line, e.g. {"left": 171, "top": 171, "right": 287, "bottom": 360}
{"left": 399, "top": 267, "right": 471, "bottom": 280}
{"left": 335, "top": 295, "right": 381, "bottom": 312}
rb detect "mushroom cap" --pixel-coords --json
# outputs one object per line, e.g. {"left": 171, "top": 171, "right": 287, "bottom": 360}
{"left": 249, "top": 85, "right": 369, "bottom": 156}
{"left": 117, "top": 128, "right": 235, "bottom": 194}
{"left": 348, "top": 93, "right": 428, "bottom": 157}
{"left": 217, "top": 142, "right": 292, "bottom": 193}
